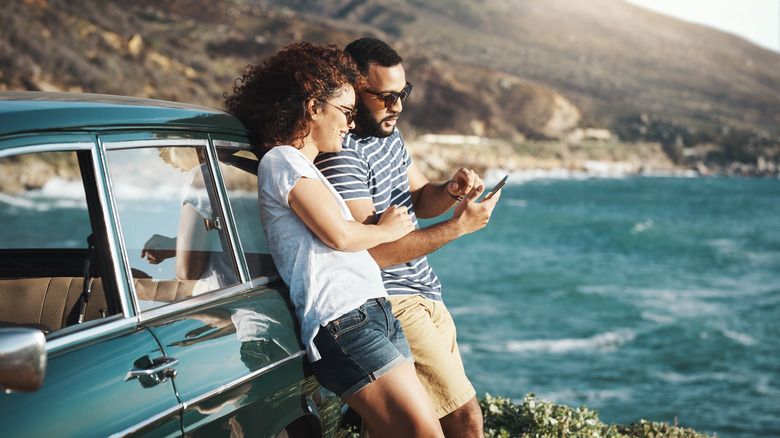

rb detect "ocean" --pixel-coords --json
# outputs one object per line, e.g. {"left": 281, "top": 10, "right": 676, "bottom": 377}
{"left": 3, "top": 172, "right": 778, "bottom": 437}
{"left": 426, "top": 173, "right": 780, "bottom": 438}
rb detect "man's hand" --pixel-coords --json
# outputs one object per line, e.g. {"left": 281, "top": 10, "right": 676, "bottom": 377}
{"left": 447, "top": 168, "right": 482, "bottom": 200}
{"left": 450, "top": 183, "right": 501, "bottom": 236}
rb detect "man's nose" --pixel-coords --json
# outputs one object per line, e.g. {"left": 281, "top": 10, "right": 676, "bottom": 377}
{"left": 389, "top": 97, "right": 403, "bottom": 112}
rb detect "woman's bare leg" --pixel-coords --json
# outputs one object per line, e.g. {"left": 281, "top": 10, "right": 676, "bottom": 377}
{"left": 345, "top": 361, "right": 444, "bottom": 438}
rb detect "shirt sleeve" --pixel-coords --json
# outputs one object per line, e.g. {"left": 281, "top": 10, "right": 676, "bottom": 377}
{"left": 315, "top": 138, "right": 371, "bottom": 201}
{"left": 181, "top": 164, "right": 212, "bottom": 219}
{"left": 259, "top": 147, "right": 318, "bottom": 208}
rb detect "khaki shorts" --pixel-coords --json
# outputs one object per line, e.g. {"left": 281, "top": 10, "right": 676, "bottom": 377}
{"left": 387, "top": 294, "right": 476, "bottom": 418}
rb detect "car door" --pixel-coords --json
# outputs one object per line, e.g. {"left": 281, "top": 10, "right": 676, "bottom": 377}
{"left": 102, "top": 134, "right": 337, "bottom": 438}
{"left": 0, "top": 138, "right": 182, "bottom": 438}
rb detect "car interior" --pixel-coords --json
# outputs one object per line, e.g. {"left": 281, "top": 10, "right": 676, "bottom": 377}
{"left": 0, "top": 144, "right": 271, "bottom": 335}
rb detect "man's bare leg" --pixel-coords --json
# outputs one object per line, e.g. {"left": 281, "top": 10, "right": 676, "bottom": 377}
{"left": 439, "top": 396, "right": 484, "bottom": 438}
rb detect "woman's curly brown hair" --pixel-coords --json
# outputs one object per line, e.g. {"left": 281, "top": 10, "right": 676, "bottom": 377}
{"left": 224, "top": 41, "right": 363, "bottom": 153}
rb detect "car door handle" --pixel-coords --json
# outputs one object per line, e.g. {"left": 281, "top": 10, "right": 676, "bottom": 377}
{"left": 125, "top": 356, "right": 179, "bottom": 386}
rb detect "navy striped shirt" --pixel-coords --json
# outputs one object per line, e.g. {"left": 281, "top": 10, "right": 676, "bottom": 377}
{"left": 316, "top": 130, "right": 443, "bottom": 301}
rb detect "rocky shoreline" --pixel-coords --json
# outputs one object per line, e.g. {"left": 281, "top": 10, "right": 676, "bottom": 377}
{"left": 406, "top": 137, "right": 779, "bottom": 182}
{"left": 1, "top": 138, "right": 777, "bottom": 195}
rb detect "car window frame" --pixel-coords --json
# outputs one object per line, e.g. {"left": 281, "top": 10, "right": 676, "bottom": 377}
{"left": 211, "top": 137, "right": 279, "bottom": 282}
{"left": 0, "top": 135, "right": 136, "bottom": 353}
{"left": 100, "top": 133, "right": 265, "bottom": 322}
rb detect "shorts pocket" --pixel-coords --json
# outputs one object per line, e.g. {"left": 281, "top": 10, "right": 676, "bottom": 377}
{"left": 327, "top": 306, "right": 369, "bottom": 337}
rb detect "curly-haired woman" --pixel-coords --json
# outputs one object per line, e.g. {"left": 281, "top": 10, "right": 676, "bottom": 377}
{"left": 225, "top": 42, "right": 444, "bottom": 438}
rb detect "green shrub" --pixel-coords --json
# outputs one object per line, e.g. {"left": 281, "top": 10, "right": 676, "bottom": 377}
{"left": 480, "top": 393, "right": 715, "bottom": 438}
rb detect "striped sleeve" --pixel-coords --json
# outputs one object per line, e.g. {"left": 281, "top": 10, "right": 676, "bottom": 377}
{"left": 316, "top": 137, "right": 371, "bottom": 201}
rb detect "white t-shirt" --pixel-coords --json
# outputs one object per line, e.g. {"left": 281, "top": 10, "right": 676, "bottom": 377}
{"left": 258, "top": 146, "right": 387, "bottom": 361}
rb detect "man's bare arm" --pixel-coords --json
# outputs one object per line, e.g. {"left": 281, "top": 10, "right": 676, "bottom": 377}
{"left": 345, "top": 185, "right": 501, "bottom": 268}
{"left": 408, "top": 163, "right": 482, "bottom": 219}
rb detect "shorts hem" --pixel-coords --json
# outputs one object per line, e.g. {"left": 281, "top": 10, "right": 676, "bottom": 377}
{"left": 339, "top": 354, "right": 409, "bottom": 400}
{"left": 435, "top": 387, "right": 477, "bottom": 418}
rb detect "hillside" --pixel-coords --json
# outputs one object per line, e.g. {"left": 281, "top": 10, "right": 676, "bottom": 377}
{"left": 1, "top": 0, "right": 779, "bottom": 175}
{"left": 278, "top": 0, "right": 780, "bottom": 130}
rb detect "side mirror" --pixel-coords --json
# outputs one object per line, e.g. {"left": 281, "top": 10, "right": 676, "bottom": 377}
{"left": 0, "top": 328, "right": 47, "bottom": 393}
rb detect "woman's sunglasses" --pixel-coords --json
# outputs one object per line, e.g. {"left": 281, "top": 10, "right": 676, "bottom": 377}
{"left": 323, "top": 101, "right": 357, "bottom": 125}
{"left": 364, "top": 82, "right": 413, "bottom": 108}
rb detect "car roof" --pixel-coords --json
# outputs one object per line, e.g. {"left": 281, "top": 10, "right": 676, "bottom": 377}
{"left": 0, "top": 91, "right": 247, "bottom": 138}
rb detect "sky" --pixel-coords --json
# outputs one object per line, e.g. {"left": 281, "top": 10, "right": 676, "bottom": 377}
{"left": 624, "top": 0, "right": 780, "bottom": 52}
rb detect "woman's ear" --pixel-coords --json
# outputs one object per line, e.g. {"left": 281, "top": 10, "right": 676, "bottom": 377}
{"left": 306, "top": 98, "right": 319, "bottom": 120}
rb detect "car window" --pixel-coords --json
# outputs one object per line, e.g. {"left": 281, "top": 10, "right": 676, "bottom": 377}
{"left": 106, "top": 146, "right": 239, "bottom": 310}
{"left": 0, "top": 149, "right": 117, "bottom": 334}
{"left": 216, "top": 147, "right": 276, "bottom": 279}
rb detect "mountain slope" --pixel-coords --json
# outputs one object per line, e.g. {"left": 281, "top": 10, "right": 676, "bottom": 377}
{"left": 272, "top": 0, "right": 780, "bottom": 131}
{"left": 1, "top": 0, "right": 778, "bottom": 169}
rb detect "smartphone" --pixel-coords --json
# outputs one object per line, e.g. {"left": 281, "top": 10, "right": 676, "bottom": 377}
{"left": 482, "top": 175, "right": 508, "bottom": 201}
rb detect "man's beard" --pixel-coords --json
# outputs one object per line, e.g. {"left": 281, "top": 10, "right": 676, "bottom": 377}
{"left": 355, "top": 100, "right": 395, "bottom": 138}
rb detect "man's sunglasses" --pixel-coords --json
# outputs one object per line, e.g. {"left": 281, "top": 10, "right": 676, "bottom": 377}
{"left": 323, "top": 101, "right": 357, "bottom": 125}
{"left": 364, "top": 82, "right": 413, "bottom": 108}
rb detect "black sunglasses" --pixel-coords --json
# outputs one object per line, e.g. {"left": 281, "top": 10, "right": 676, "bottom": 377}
{"left": 364, "top": 82, "right": 413, "bottom": 108}
{"left": 323, "top": 101, "right": 357, "bottom": 125}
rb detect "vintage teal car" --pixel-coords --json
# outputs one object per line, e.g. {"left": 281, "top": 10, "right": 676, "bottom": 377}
{"left": 0, "top": 92, "right": 350, "bottom": 437}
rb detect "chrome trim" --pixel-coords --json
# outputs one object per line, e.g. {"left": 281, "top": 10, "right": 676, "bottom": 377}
{"left": 103, "top": 139, "right": 209, "bottom": 150}
{"left": 212, "top": 139, "right": 251, "bottom": 149}
{"left": 205, "top": 138, "right": 248, "bottom": 283}
{"left": 136, "top": 281, "right": 258, "bottom": 323}
{"left": 249, "top": 276, "right": 272, "bottom": 288}
{"left": 212, "top": 138, "right": 255, "bottom": 282}
{"left": 0, "top": 142, "right": 93, "bottom": 158}
{"left": 181, "top": 350, "right": 307, "bottom": 409}
{"left": 124, "top": 356, "right": 179, "bottom": 381}
{"left": 91, "top": 140, "right": 132, "bottom": 317}
{"left": 106, "top": 403, "right": 183, "bottom": 438}
{"left": 44, "top": 316, "right": 138, "bottom": 354}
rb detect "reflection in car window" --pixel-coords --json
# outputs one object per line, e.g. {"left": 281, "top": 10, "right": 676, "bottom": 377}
{"left": 106, "top": 146, "right": 239, "bottom": 310}
{"left": 0, "top": 150, "right": 114, "bottom": 333}
{"left": 217, "top": 148, "right": 275, "bottom": 279}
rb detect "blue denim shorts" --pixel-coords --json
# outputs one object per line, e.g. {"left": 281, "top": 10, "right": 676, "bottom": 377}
{"left": 311, "top": 298, "right": 413, "bottom": 399}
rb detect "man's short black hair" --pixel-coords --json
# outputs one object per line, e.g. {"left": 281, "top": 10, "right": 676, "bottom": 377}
{"left": 344, "top": 38, "right": 403, "bottom": 76}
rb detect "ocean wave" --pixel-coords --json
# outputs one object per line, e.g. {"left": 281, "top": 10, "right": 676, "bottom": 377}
{"left": 0, "top": 192, "right": 38, "bottom": 209}
{"left": 652, "top": 369, "right": 759, "bottom": 385}
{"left": 498, "top": 329, "right": 636, "bottom": 354}
{"left": 484, "top": 166, "right": 698, "bottom": 183}
{"left": 630, "top": 218, "right": 654, "bottom": 234}
{"left": 448, "top": 304, "right": 502, "bottom": 317}
{"left": 639, "top": 311, "right": 676, "bottom": 324}
{"left": 720, "top": 328, "right": 759, "bottom": 346}
{"left": 505, "top": 199, "right": 528, "bottom": 208}
{"left": 33, "top": 177, "right": 87, "bottom": 199}
{"left": 0, "top": 185, "right": 87, "bottom": 211}
{"left": 629, "top": 287, "right": 725, "bottom": 317}
{"left": 538, "top": 387, "right": 635, "bottom": 405}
